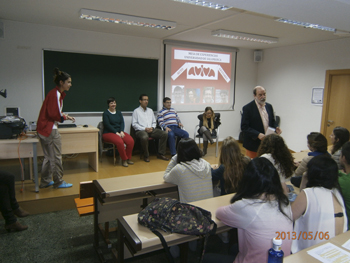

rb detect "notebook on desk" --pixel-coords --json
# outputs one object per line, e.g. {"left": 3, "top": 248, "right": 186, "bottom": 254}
{"left": 58, "top": 123, "right": 77, "bottom": 128}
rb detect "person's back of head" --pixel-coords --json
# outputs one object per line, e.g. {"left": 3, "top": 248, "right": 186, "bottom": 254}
{"left": 231, "top": 157, "right": 290, "bottom": 218}
{"left": 332, "top": 127, "right": 350, "bottom": 154}
{"left": 177, "top": 138, "right": 202, "bottom": 164}
{"left": 307, "top": 132, "right": 328, "bottom": 153}
{"left": 257, "top": 134, "right": 295, "bottom": 178}
{"left": 341, "top": 141, "right": 350, "bottom": 166}
{"left": 220, "top": 136, "right": 247, "bottom": 193}
{"left": 53, "top": 67, "right": 70, "bottom": 86}
{"left": 306, "top": 155, "right": 339, "bottom": 189}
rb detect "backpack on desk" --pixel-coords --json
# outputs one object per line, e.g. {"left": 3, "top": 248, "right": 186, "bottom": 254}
{"left": 138, "top": 197, "right": 217, "bottom": 263}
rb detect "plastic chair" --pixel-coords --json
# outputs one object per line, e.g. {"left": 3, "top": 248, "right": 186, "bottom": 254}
{"left": 194, "top": 113, "right": 220, "bottom": 157}
{"left": 97, "top": 121, "right": 117, "bottom": 166}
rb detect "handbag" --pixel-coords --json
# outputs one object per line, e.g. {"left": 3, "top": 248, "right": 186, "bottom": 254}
{"left": 138, "top": 197, "right": 217, "bottom": 263}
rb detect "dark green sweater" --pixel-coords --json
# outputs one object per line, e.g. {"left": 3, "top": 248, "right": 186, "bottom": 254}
{"left": 102, "top": 110, "right": 125, "bottom": 134}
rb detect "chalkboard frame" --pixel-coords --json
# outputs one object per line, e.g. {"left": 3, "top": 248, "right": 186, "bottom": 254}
{"left": 42, "top": 50, "right": 159, "bottom": 113}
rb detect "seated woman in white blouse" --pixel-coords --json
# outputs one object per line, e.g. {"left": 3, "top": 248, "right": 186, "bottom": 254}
{"left": 291, "top": 155, "right": 347, "bottom": 253}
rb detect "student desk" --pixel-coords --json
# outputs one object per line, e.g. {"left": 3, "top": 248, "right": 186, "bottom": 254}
{"left": 93, "top": 171, "right": 179, "bottom": 261}
{"left": 116, "top": 194, "right": 234, "bottom": 263}
{"left": 284, "top": 231, "right": 350, "bottom": 262}
{"left": 292, "top": 151, "right": 309, "bottom": 163}
{"left": 0, "top": 137, "right": 39, "bottom": 192}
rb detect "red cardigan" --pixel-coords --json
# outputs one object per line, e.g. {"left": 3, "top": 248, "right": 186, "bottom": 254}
{"left": 37, "top": 87, "right": 67, "bottom": 137}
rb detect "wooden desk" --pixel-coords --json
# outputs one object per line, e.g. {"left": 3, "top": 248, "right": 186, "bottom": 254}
{"left": 93, "top": 171, "right": 179, "bottom": 261}
{"left": 35, "top": 125, "right": 99, "bottom": 172}
{"left": 0, "top": 137, "right": 39, "bottom": 192}
{"left": 292, "top": 151, "right": 309, "bottom": 163}
{"left": 117, "top": 194, "right": 234, "bottom": 263}
{"left": 284, "top": 231, "right": 350, "bottom": 262}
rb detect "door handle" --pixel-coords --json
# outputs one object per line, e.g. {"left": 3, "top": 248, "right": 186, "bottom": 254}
{"left": 327, "top": 120, "right": 334, "bottom": 127}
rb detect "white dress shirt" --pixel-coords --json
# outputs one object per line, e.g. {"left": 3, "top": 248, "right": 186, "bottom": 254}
{"left": 132, "top": 106, "right": 156, "bottom": 131}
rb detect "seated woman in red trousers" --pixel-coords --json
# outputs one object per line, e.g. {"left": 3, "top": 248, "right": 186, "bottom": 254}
{"left": 102, "top": 97, "right": 134, "bottom": 167}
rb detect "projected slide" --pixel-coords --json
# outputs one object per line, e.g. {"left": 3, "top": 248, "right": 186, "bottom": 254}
{"left": 164, "top": 41, "right": 236, "bottom": 111}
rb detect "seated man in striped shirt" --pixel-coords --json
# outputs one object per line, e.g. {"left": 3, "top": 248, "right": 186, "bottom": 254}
{"left": 158, "top": 97, "right": 189, "bottom": 156}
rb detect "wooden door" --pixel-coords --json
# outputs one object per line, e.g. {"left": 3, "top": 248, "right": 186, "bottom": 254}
{"left": 321, "top": 69, "right": 350, "bottom": 145}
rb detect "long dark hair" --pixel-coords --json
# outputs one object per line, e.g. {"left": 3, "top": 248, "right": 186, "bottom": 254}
{"left": 306, "top": 155, "right": 340, "bottom": 190}
{"left": 231, "top": 158, "right": 291, "bottom": 220}
{"left": 332, "top": 126, "right": 350, "bottom": 154}
{"left": 53, "top": 67, "right": 70, "bottom": 86}
{"left": 177, "top": 138, "right": 202, "bottom": 164}
{"left": 257, "top": 134, "right": 295, "bottom": 179}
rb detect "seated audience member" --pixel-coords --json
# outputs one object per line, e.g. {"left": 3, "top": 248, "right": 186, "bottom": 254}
{"left": 338, "top": 141, "right": 350, "bottom": 230}
{"left": 132, "top": 94, "right": 169, "bottom": 162}
{"left": 257, "top": 134, "right": 295, "bottom": 193}
{"left": 102, "top": 97, "right": 134, "bottom": 167}
{"left": 291, "top": 155, "right": 347, "bottom": 253}
{"left": 0, "top": 170, "right": 29, "bottom": 232}
{"left": 198, "top": 107, "right": 221, "bottom": 156}
{"left": 163, "top": 138, "right": 213, "bottom": 203}
{"left": 207, "top": 158, "right": 292, "bottom": 263}
{"left": 330, "top": 126, "right": 350, "bottom": 170}
{"left": 212, "top": 136, "right": 250, "bottom": 195}
{"left": 157, "top": 97, "right": 189, "bottom": 156}
{"left": 291, "top": 132, "right": 328, "bottom": 190}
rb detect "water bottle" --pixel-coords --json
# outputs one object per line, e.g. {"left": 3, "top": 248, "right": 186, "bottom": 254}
{"left": 268, "top": 237, "right": 284, "bottom": 263}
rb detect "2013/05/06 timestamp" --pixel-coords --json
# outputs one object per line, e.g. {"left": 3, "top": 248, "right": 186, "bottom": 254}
{"left": 275, "top": 231, "right": 329, "bottom": 241}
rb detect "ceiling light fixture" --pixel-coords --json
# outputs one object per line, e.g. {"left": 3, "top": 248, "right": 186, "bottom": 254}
{"left": 275, "top": 18, "right": 336, "bottom": 32}
{"left": 212, "top": 30, "right": 278, "bottom": 44}
{"left": 172, "top": 0, "right": 232, "bottom": 10}
{"left": 80, "top": 9, "right": 176, "bottom": 30}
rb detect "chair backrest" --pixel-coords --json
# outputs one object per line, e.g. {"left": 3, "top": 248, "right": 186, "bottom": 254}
{"left": 97, "top": 121, "right": 104, "bottom": 155}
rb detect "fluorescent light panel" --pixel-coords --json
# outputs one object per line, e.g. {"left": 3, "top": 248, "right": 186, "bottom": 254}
{"left": 172, "top": 0, "right": 232, "bottom": 10}
{"left": 276, "top": 18, "right": 336, "bottom": 32}
{"left": 212, "top": 30, "right": 278, "bottom": 44}
{"left": 80, "top": 9, "right": 176, "bottom": 30}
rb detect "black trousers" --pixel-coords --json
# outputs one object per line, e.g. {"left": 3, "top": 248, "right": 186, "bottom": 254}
{"left": 0, "top": 170, "right": 19, "bottom": 225}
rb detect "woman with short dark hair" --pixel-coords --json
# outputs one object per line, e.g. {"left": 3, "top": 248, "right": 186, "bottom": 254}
{"left": 293, "top": 132, "right": 329, "bottom": 189}
{"left": 163, "top": 138, "right": 213, "bottom": 203}
{"left": 291, "top": 155, "right": 347, "bottom": 253}
{"left": 102, "top": 97, "right": 134, "bottom": 167}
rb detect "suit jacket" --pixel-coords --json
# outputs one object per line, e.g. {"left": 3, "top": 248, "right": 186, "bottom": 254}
{"left": 241, "top": 100, "right": 277, "bottom": 152}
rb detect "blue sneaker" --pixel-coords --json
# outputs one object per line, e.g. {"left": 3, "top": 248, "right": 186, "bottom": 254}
{"left": 39, "top": 181, "right": 54, "bottom": 188}
{"left": 55, "top": 181, "right": 73, "bottom": 189}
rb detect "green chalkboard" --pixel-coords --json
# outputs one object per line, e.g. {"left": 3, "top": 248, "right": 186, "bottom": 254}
{"left": 43, "top": 50, "right": 158, "bottom": 112}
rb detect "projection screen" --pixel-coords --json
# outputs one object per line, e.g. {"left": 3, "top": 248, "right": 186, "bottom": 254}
{"left": 164, "top": 40, "right": 238, "bottom": 111}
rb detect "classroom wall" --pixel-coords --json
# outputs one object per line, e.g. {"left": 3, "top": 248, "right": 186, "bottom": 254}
{"left": 0, "top": 20, "right": 257, "bottom": 145}
{"left": 257, "top": 37, "right": 350, "bottom": 151}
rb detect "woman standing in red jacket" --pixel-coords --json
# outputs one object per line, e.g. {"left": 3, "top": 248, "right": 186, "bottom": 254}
{"left": 36, "top": 68, "right": 74, "bottom": 189}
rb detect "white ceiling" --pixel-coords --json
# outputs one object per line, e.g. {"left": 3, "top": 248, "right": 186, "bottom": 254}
{"left": 1, "top": 0, "right": 350, "bottom": 50}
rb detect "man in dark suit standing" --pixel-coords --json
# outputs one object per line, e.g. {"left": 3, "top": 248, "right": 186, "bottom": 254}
{"left": 241, "top": 86, "right": 281, "bottom": 158}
